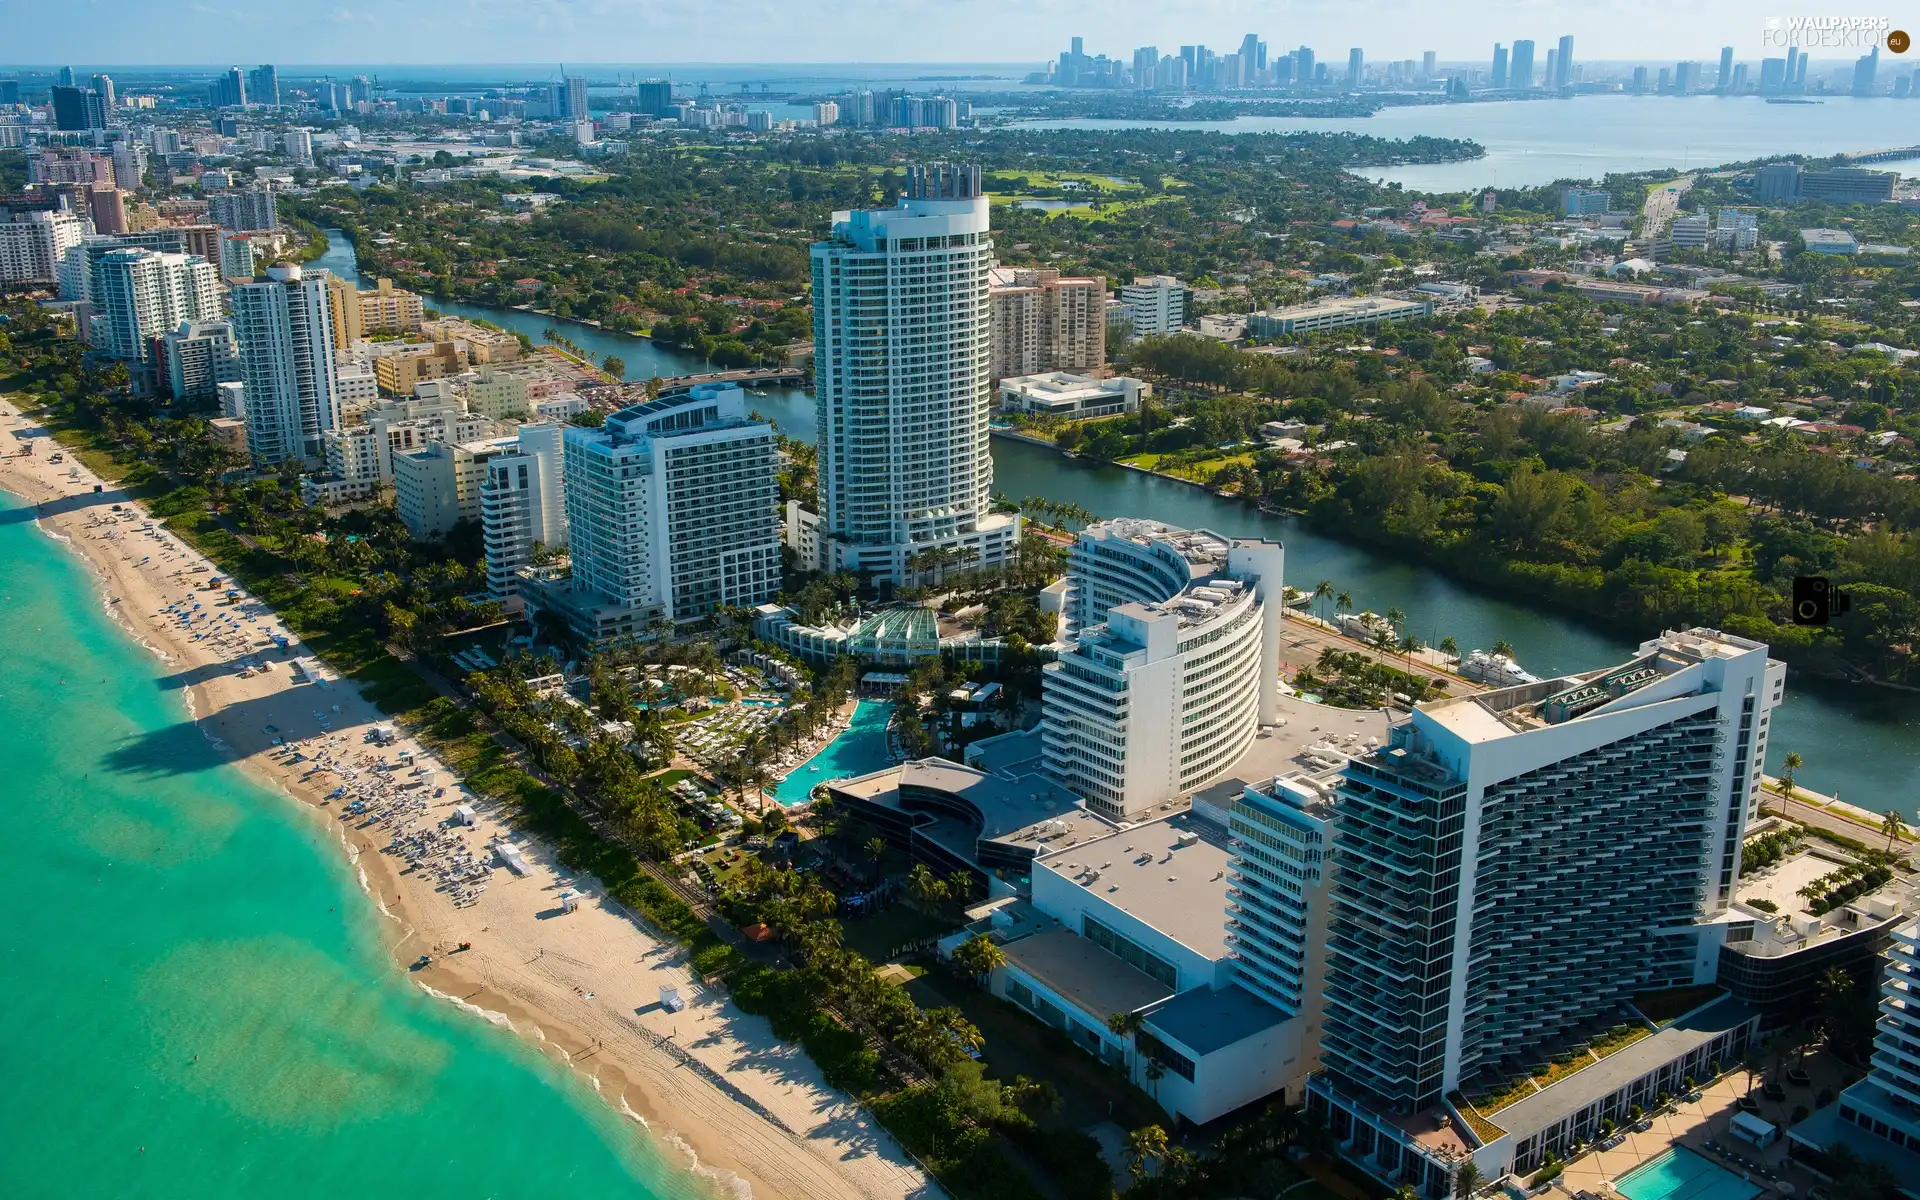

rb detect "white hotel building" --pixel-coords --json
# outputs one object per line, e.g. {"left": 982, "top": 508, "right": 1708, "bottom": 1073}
{"left": 525, "top": 384, "right": 780, "bottom": 645}
{"left": 1042, "top": 519, "right": 1284, "bottom": 821}
{"left": 790, "top": 163, "right": 1020, "bottom": 586}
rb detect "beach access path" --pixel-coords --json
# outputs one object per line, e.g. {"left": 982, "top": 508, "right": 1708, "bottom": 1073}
{"left": 0, "top": 397, "right": 940, "bottom": 1200}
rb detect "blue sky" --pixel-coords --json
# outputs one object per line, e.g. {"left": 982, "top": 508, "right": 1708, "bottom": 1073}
{"left": 7, "top": 0, "right": 1899, "bottom": 67}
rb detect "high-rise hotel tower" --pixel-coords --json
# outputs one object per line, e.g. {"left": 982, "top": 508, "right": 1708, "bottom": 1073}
{"left": 790, "top": 163, "right": 1020, "bottom": 586}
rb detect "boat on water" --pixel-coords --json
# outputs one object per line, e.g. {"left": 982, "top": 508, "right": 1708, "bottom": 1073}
{"left": 1764, "top": 97, "right": 1821, "bottom": 105}
{"left": 1460, "top": 649, "right": 1541, "bottom": 687}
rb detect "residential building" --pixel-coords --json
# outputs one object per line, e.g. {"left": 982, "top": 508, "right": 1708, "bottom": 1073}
{"left": 208, "top": 188, "right": 278, "bottom": 232}
{"left": 998, "top": 371, "right": 1146, "bottom": 418}
{"left": 247, "top": 65, "right": 280, "bottom": 107}
{"left": 527, "top": 384, "right": 780, "bottom": 645}
{"left": 480, "top": 423, "right": 568, "bottom": 600}
{"left": 988, "top": 267, "right": 1107, "bottom": 380}
{"left": 1308, "top": 628, "right": 1784, "bottom": 1193}
{"left": 325, "top": 275, "right": 425, "bottom": 346}
{"left": 0, "top": 208, "right": 86, "bottom": 285}
{"left": 1042, "top": 519, "right": 1285, "bottom": 821}
{"left": 1786, "top": 919, "right": 1920, "bottom": 1187}
{"left": 1491, "top": 44, "right": 1509, "bottom": 89}
{"left": 1562, "top": 186, "right": 1610, "bottom": 216}
{"left": 157, "top": 319, "right": 241, "bottom": 401}
{"left": 333, "top": 356, "right": 379, "bottom": 415}
{"left": 812, "top": 100, "right": 838, "bottom": 126}
{"left": 791, "top": 163, "right": 1019, "bottom": 585}
{"left": 209, "top": 67, "right": 246, "bottom": 108}
{"left": 636, "top": 80, "right": 673, "bottom": 118}
{"left": 1244, "top": 295, "right": 1432, "bottom": 338}
{"left": 1118, "top": 274, "right": 1186, "bottom": 336}
{"left": 393, "top": 435, "right": 518, "bottom": 538}
{"left": 1715, "top": 209, "right": 1760, "bottom": 251}
{"left": 87, "top": 185, "right": 128, "bottom": 236}
{"left": 372, "top": 341, "right": 463, "bottom": 395}
{"left": 88, "top": 248, "right": 222, "bottom": 363}
{"left": 467, "top": 368, "right": 532, "bottom": 420}
{"left": 217, "top": 229, "right": 255, "bottom": 279}
{"left": 1554, "top": 35, "right": 1573, "bottom": 89}
{"left": 1509, "top": 40, "right": 1535, "bottom": 89}
{"left": 230, "top": 263, "right": 341, "bottom": 466}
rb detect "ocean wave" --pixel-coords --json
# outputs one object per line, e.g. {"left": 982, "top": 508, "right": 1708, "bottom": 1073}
{"left": 417, "top": 980, "right": 516, "bottom": 1030}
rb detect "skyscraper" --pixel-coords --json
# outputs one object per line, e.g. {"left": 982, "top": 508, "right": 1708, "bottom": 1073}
{"left": 230, "top": 263, "right": 341, "bottom": 466}
{"left": 1309, "top": 628, "right": 1783, "bottom": 1187}
{"left": 558, "top": 74, "right": 589, "bottom": 120}
{"left": 1421, "top": 50, "right": 1436, "bottom": 80}
{"left": 1675, "top": 60, "right": 1701, "bottom": 95}
{"left": 793, "top": 163, "right": 1019, "bottom": 585}
{"left": 0, "top": 209, "right": 86, "bottom": 286}
{"left": 89, "top": 73, "right": 115, "bottom": 111}
{"left": 1509, "top": 39, "right": 1535, "bottom": 90}
{"left": 1295, "top": 46, "right": 1315, "bottom": 86}
{"left": 1543, "top": 49, "right": 1558, "bottom": 91}
{"left": 57, "top": 67, "right": 76, "bottom": 88}
{"left": 50, "top": 85, "right": 105, "bottom": 131}
{"left": 635, "top": 79, "right": 672, "bottom": 117}
{"left": 1132, "top": 46, "right": 1158, "bottom": 89}
{"left": 1717, "top": 46, "right": 1735, "bottom": 92}
{"left": 1491, "top": 44, "right": 1509, "bottom": 89}
{"left": 1347, "top": 47, "right": 1364, "bottom": 86}
{"left": 159, "top": 320, "right": 242, "bottom": 401}
{"left": 210, "top": 66, "right": 246, "bottom": 108}
{"left": 209, "top": 189, "right": 279, "bottom": 232}
{"left": 247, "top": 65, "right": 280, "bottom": 107}
{"left": 1554, "top": 34, "right": 1573, "bottom": 88}
{"left": 1853, "top": 45, "right": 1880, "bottom": 97}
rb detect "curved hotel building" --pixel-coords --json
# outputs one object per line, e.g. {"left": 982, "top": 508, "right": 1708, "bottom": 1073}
{"left": 1041, "top": 519, "right": 1284, "bottom": 821}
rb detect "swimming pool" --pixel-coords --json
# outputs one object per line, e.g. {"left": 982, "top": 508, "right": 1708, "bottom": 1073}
{"left": 1614, "top": 1148, "right": 1761, "bottom": 1200}
{"left": 769, "top": 701, "right": 895, "bottom": 807}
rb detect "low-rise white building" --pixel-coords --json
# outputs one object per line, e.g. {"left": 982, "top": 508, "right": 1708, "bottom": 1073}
{"left": 998, "top": 371, "right": 1147, "bottom": 418}
{"left": 1244, "top": 295, "right": 1433, "bottom": 339}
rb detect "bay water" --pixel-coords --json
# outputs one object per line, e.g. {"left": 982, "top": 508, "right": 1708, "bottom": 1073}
{"left": 0, "top": 493, "right": 702, "bottom": 1197}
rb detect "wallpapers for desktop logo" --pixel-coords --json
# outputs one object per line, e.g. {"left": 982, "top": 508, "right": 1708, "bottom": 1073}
{"left": 1763, "top": 15, "right": 1909, "bottom": 50}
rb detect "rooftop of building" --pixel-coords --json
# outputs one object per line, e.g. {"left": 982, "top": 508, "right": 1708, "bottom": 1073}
{"left": 1143, "top": 983, "right": 1290, "bottom": 1057}
{"left": 999, "top": 371, "right": 1136, "bottom": 397}
{"left": 828, "top": 757, "right": 1113, "bottom": 859}
{"left": 1727, "top": 845, "right": 1913, "bottom": 958}
{"left": 1480, "top": 996, "right": 1758, "bottom": 1141}
{"left": 1417, "top": 626, "right": 1767, "bottom": 743}
{"left": 1190, "top": 692, "right": 1390, "bottom": 820}
{"left": 1000, "top": 925, "right": 1174, "bottom": 1019}
{"left": 1790, "top": 1081, "right": 1920, "bottom": 1186}
{"left": 1036, "top": 810, "right": 1235, "bottom": 961}
{"left": 1081, "top": 518, "right": 1233, "bottom": 571}
{"left": 1253, "top": 294, "right": 1433, "bottom": 319}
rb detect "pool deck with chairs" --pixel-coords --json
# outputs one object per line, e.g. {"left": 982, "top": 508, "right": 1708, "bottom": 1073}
{"left": 1559, "top": 1048, "right": 1858, "bottom": 1200}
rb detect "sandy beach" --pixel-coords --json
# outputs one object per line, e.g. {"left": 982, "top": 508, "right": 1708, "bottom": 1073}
{"left": 0, "top": 397, "right": 938, "bottom": 1200}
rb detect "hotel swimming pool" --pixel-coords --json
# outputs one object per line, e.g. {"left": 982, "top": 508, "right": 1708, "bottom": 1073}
{"left": 1614, "top": 1148, "right": 1761, "bottom": 1200}
{"left": 770, "top": 701, "right": 895, "bottom": 807}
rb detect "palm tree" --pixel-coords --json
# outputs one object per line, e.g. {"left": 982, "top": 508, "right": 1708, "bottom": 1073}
{"left": 1491, "top": 638, "right": 1515, "bottom": 659}
{"left": 1143, "top": 1057, "right": 1167, "bottom": 1101}
{"left": 1454, "top": 1161, "right": 1484, "bottom": 1200}
{"left": 1439, "top": 635, "right": 1460, "bottom": 663}
{"left": 1335, "top": 590, "right": 1354, "bottom": 622}
{"left": 1313, "top": 579, "right": 1333, "bottom": 623}
{"left": 1882, "top": 809, "right": 1908, "bottom": 851}
{"left": 1107, "top": 1009, "right": 1145, "bottom": 1079}
{"left": 863, "top": 836, "right": 886, "bottom": 868}
{"left": 1124, "top": 1124, "right": 1168, "bottom": 1182}
{"left": 1779, "top": 752, "right": 1803, "bottom": 804}
{"left": 951, "top": 934, "right": 1006, "bottom": 988}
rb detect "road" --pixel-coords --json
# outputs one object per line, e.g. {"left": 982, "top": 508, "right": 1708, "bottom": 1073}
{"left": 1642, "top": 175, "right": 1694, "bottom": 242}
{"left": 1279, "top": 611, "right": 1486, "bottom": 694}
{"left": 1763, "top": 783, "right": 1915, "bottom": 865}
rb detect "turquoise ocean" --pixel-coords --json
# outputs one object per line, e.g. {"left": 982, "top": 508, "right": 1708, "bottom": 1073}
{"left": 0, "top": 492, "right": 702, "bottom": 1198}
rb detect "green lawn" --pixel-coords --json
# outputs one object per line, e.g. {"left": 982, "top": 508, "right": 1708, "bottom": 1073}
{"left": 840, "top": 907, "right": 959, "bottom": 961}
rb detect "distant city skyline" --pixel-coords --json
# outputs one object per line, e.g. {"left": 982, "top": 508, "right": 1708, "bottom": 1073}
{"left": 6, "top": 1, "right": 1905, "bottom": 67}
